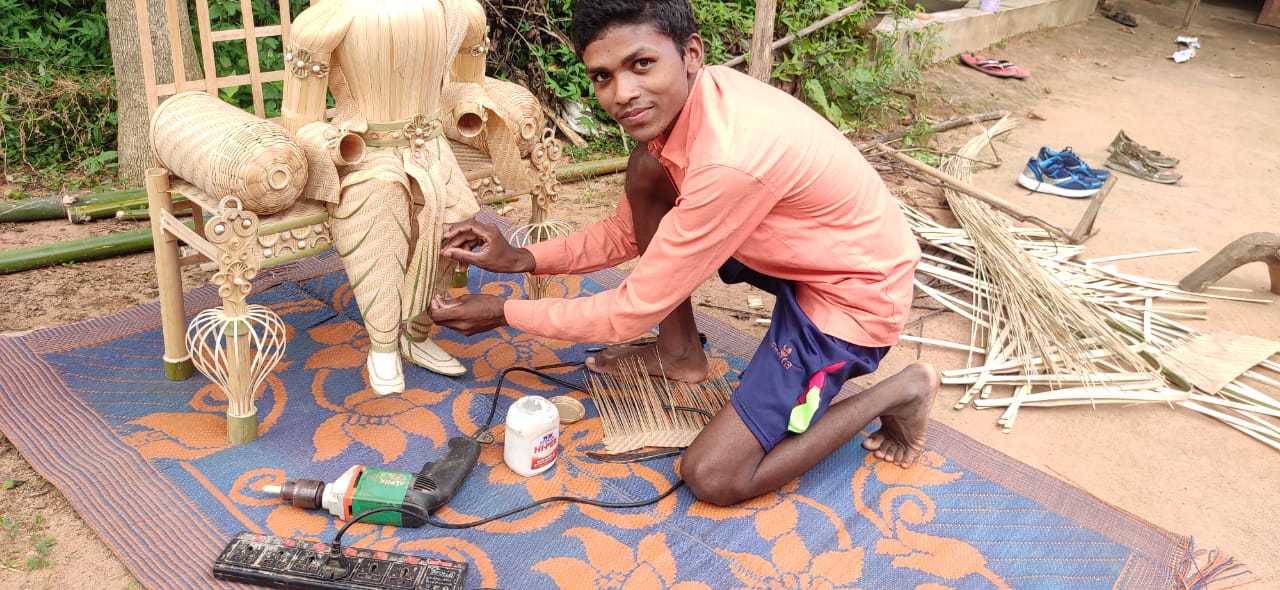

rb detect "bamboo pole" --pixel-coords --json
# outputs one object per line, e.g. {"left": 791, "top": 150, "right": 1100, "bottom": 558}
{"left": 1181, "top": 0, "right": 1202, "bottom": 30}
{"left": 0, "top": 219, "right": 195, "bottom": 274}
{"left": 67, "top": 194, "right": 188, "bottom": 223}
{"left": 147, "top": 168, "right": 195, "bottom": 381}
{"left": 852, "top": 110, "right": 1010, "bottom": 149}
{"left": 880, "top": 147, "right": 1075, "bottom": 242}
{"left": 555, "top": 156, "right": 629, "bottom": 181}
{"left": 0, "top": 197, "right": 67, "bottom": 223}
{"left": 0, "top": 188, "right": 148, "bottom": 223}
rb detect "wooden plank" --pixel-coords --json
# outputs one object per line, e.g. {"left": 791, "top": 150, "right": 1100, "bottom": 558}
{"left": 195, "top": 0, "right": 218, "bottom": 95}
{"left": 278, "top": 1, "right": 292, "bottom": 45}
{"left": 749, "top": 0, "right": 779, "bottom": 81}
{"left": 163, "top": 0, "right": 187, "bottom": 92}
{"left": 135, "top": 0, "right": 160, "bottom": 117}
{"left": 238, "top": 0, "right": 266, "bottom": 117}
{"left": 152, "top": 70, "right": 287, "bottom": 99}
{"left": 208, "top": 24, "right": 284, "bottom": 42}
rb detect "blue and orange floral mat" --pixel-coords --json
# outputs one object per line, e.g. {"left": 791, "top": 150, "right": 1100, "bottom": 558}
{"left": 0, "top": 251, "right": 1250, "bottom": 589}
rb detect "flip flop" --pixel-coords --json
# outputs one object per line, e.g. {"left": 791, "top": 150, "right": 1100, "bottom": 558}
{"left": 1103, "top": 10, "right": 1138, "bottom": 27}
{"left": 959, "top": 53, "right": 1030, "bottom": 79}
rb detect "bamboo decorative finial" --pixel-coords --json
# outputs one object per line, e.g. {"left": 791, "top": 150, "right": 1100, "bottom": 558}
{"left": 183, "top": 196, "right": 288, "bottom": 444}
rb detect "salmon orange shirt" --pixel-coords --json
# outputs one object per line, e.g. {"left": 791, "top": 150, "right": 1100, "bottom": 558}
{"left": 503, "top": 65, "right": 919, "bottom": 347}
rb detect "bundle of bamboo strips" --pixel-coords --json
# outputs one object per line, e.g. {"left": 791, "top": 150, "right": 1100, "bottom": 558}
{"left": 585, "top": 356, "right": 732, "bottom": 453}
{"left": 900, "top": 117, "right": 1280, "bottom": 449}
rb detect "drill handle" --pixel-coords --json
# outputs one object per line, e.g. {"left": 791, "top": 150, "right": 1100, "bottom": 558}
{"left": 413, "top": 436, "right": 481, "bottom": 513}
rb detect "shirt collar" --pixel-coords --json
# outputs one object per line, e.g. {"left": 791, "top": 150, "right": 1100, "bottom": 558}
{"left": 646, "top": 66, "right": 706, "bottom": 169}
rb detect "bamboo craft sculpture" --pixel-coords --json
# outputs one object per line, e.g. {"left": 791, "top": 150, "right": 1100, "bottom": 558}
{"left": 150, "top": 92, "right": 333, "bottom": 444}
{"left": 902, "top": 118, "right": 1280, "bottom": 448}
{"left": 147, "top": 109, "right": 362, "bottom": 444}
{"left": 281, "top": 0, "right": 503, "bottom": 394}
{"left": 443, "top": 75, "right": 573, "bottom": 299}
{"left": 151, "top": 92, "right": 309, "bottom": 216}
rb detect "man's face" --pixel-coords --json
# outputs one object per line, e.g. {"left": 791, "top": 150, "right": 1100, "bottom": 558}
{"left": 582, "top": 24, "right": 704, "bottom": 143}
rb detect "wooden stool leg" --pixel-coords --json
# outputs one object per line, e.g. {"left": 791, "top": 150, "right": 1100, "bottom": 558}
{"left": 1178, "top": 232, "right": 1280, "bottom": 295}
{"left": 224, "top": 320, "right": 258, "bottom": 445}
{"left": 146, "top": 168, "right": 194, "bottom": 380}
{"left": 202, "top": 198, "right": 265, "bottom": 444}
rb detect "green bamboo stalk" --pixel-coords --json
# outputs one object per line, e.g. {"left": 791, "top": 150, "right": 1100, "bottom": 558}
{"left": 555, "top": 156, "right": 629, "bottom": 182}
{"left": 0, "top": 221, "right": 194, "bottom": 275}
{"left": 0, "top": 196, "right": 66, "bottom": 223}
{"left": 66, "top": 194, "right": 187, "bottom": 223}
{"left": 0, "top": 187, "right": 148, "bottom": 223}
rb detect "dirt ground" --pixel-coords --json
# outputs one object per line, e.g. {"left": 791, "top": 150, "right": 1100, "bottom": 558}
{"left": 1, "top": 0, "right": 1277, "bottom": 587}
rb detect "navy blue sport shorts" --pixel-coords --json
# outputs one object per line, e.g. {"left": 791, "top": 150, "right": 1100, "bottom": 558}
{"left": 719, "top": 259, "right": 889, "bottom": 453}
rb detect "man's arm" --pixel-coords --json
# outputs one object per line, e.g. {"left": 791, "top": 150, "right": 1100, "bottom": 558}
{"left": 524, "top": 195, "right": 641, "bottom": 275}
{"left": 505, "top": 167, "right": 777, "bottom": 343}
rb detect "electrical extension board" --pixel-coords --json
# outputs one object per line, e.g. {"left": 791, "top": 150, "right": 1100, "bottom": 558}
{"left": 213, "top": 531, "right": 467, "bottom": 590}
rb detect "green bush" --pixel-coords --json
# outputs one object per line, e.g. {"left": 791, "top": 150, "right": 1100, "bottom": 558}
{"left": 0, "top": 0, "right": 110, "bottom": 69}
{"left": 1, "top": 0, "right": 936, "bottom": 184}
{"left": 204, "top": 0, "right": 312, "bottom": 118}
{"left": 481, "top": 0, "right": 933, "bottom": 147}
{"left": 0, "top": 0, "right": 115, "bottom": 180}
{"left": 773, "top": 0, "right": 937, "bottom": 133}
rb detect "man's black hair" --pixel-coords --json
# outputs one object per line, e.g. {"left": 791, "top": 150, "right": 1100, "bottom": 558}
{"left": 569, "top": 0, "right": 699, "bottom": 57}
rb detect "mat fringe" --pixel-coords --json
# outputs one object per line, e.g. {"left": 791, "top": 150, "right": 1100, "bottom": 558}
{"left": 1179, "top": 542, "right": 1257, "bottom": 589}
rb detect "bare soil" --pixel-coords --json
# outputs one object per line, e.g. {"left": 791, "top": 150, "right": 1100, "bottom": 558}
{"left": 1, "top": 1, "right": 1277, "bottom": 587}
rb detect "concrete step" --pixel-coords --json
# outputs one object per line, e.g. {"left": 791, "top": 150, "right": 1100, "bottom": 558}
{"left": 876, "top": 0, "right": 1097, "bottom": 60}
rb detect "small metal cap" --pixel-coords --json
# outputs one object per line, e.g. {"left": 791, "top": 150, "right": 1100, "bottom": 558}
{"left": 549, "top": 395, "right": 585, "bottom": 423}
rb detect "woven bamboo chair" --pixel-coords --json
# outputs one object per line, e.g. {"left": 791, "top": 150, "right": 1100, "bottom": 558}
{"left": 139, "top": 0, "right": 562, "bottom": 443}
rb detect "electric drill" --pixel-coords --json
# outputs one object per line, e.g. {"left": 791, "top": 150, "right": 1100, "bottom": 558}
{"left": 263, "top": 436, "right": 480, "bottom": 527}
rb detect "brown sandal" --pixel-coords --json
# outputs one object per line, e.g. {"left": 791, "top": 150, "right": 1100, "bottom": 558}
{"left": 1107, "top": 130, "right": 1178, "bottom": 168}
{"left": 1105, "top": 144, "right": 1182, "bottom": 184}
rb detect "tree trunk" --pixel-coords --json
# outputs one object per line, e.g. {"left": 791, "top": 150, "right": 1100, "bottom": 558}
{"left": 104, "top": 0, "right": 202, "bottom": 185}
{"left": 749, "top": 0, "right": 779, "bottom": 81}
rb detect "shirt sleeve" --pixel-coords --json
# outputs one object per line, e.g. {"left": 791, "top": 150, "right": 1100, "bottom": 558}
{"left": 524, "top": 194, "right": 639, "bottom": 275}
{"left": 505, "top": 165, "right": 777, "bottom": 343}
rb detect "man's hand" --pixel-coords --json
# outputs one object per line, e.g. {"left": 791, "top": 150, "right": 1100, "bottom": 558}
{"left": 428, "top": 293, "right": 509, "bottom": 336}
{"left": 441, "top": 220, "right": 536, "bottom": 274}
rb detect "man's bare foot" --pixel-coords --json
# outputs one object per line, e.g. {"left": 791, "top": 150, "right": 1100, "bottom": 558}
{"left": 861, "top": 362, "right": 940, "bottom": 467}
{"left": 585, "top": 339, "right": 709, "bottom": 383}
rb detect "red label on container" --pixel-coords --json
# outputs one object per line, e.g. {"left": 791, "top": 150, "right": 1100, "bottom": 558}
{"left": 530, "top": 431, "right": 558, "bottom": 470}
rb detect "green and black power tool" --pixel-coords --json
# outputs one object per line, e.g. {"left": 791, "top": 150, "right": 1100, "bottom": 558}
{"left": 263, "top": 436, "right": 481, "bottom": 527}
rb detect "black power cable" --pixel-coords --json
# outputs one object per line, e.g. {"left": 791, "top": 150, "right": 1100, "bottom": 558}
{"left": 471, "top": 363, "right": 589, "bottom": 440}
{"left": 341, "top": 359, "right": 686, "bottom": 535}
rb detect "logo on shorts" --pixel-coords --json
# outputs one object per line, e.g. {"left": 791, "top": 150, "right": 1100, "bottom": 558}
{"left": 771, "top": 342, "right": 794, "bottom": 370}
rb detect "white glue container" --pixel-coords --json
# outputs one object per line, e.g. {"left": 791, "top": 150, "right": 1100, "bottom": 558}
{"left": 504, "top": 395, "right": 560, "bottom": 477}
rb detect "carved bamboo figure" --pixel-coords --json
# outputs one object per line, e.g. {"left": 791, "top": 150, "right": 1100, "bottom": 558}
{"left": 282, "top": 0, "right": 490, "bottom": 394}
